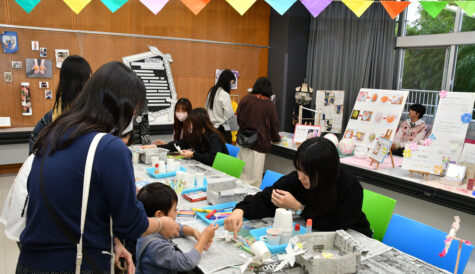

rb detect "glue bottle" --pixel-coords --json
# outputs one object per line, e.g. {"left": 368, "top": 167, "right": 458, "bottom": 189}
{"left": 293, "top": 224, "right": 301, "bottom": 236}
{"left": 155, "top": 163, "right": 159, "bottom": 175}
{"left": 306, "top": 219, "right": 312, "bottom": 233}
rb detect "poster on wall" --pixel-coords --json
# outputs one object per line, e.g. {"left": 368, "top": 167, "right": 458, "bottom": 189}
{"left": 314, "top": 90, "right": 345, "bottom": 133}
{"left": 215, "top": 69, "right": 239, "bottom": 90}
{"left": 402, "top": 92, "right": 474, "bottom": 175}
{"left": 123, "top": 46, "right": 177, "bottom": 125}
{"left": 1, "top": 31, "right": 18, "bottom": 53}
{"left": 25, "top": 58, "right": 52, "bottom": 78}
{"left": 343, "top": 88, "right": 409, "bottom": 150}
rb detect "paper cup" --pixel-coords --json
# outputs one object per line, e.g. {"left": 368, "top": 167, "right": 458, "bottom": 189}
{"left": 195, "top": 173, "right": 205, "bottom": 187}
{"left": 150, "top": 156, "right": 159, "bottom": 167}
{"left": 280, "top": 229, "right": 293, "bottom": 245}
{"left": 174, "top": 162, "right": 181, "bottom": 172}
{"left": 273, "top": 208, "right": 292, "bottom": 231}
{"left": 166, "top": 159, "right": 175, "bottom": 172}
{"left": 260, "top": 227, "right": 281, "bottom": 246}
{"left": 250, "top": 241, "right": 271, "bottom": 260}
{"left": 158, "top": 160, "right": 166, "bottom": 174}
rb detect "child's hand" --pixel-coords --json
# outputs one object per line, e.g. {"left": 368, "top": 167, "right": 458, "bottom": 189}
{"left": 201, "top": 223, "right": 218, "bottom": 243}
{"left": 192, "top": 228, "right": 201, "bottom": 242}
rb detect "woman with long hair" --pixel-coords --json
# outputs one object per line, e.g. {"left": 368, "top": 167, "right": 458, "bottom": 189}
{"left": 236, "top": 77, "right": 280, "bottom": 187}
{"left": 205, "top": 70, "right": 236, "bottom": 143}
{"left": 224, "top": 137, "right": 371, "bottom": 238}
{"left": 29, "top": 55, "right": 92, "bottom": 154}
{"left": 20, "top": 62, "right": 180, "bottom": 273}
{"left": 175, "top": 108, "right": 228, "bottom": 166}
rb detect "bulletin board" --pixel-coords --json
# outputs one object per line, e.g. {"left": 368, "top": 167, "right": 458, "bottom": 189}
{"left": 0, "top": 0, "right": 270, "bottom": 128}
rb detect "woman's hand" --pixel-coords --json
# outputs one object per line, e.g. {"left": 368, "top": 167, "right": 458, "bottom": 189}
{"left": 224, "top": 209, "right": 244, "bottom": 239}
{"left": 180, "top": 150, "right": 194, "bottom": 158}
{"left": 141, "top": 144, "right": 157, "bottom": 149}
{"left": 271, "top": 189, "right": 301, "bottom": 211}
{"left": 113, "top": 238, "right": 135, "bottom": 274}
{"left": 158, "top": 216, "right": 181, "bottom": 239}
{"left": 154, "top": 139, "right": 166, "bottom": 145}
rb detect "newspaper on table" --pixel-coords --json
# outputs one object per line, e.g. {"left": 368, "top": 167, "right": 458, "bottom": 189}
{"left": 346, "top": 229, "right": 391, "bottom": 260}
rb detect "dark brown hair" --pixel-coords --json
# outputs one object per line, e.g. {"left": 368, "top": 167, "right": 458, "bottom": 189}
{"left": 188, "top": 108, "right": 225, "bottom": 151}
{"left": 173, "top": 98, "right": 192, "bottom": 142}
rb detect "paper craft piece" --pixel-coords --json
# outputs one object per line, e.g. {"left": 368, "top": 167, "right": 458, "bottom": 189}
{"left": 439, "top": 90, "right": 448, "bottom": 98}
{"left": 344, "top": 88, "right": 408, "bottom": 150}
{"left": 31, "top": 41, "right": 39, "bottom": 51}
{"left": 12, "top": 61, "right": 22, "bottom": 69}
{"left": 293, "top": 124, "right": 321, "bottom": 143}
{"left": 39, "top": 47, "right": 47, "bottom": 57}
{"left": 55, "top": 49, "right": 69, "bottom": 68}
{"left": 380, "top": 1, "right": 410, "bottom": 19}
{"left": 181, "top": 0, "right": 210, "bottom": 15}
{"left": 1, "top": 31, "right": 18, "bottom": 53}
{"left": 0, "top": 117, "right": 11, "bottom": 127}
{"left": 101, "top": 0, "right": 128, "bottom": 13}
{"left": 15, "top": 0, "right": 41, "bottom": 13}
{"left": 301, "top": 0, "right": 332, "bottom": 18}
{"left": 370, "top": 138, "right": 392, "bottom": 163}
{"left": 265, "top": 0, "right": 296, "bottom": 15}
{"left": 4, "top": 72, "right": 12, "bottom": 83}
{"left": 460, "top": 143, "right": 475, "bottom": 165}
{"left": 25, "top": 58, "right": 53, "bottom": 78}
{"left": 439, "top": 216, "right": 469, "bottom": 258}
{"left": 420, "top": 1, "right": 449, "bottom": 18}
{"left": 45, "top": 89, "right": 52, "bottom": 100}
{"left": 455, "top": 1, "right": 475, "bottom": 16}
{"left": 422, "top": 138, "right": 432, "bottom": 146}
{"left": 408, "top": 142, "right": 418, "bottom": 151}
{"left": 226, "top": 0, "right": 257, "bottom": 16}
{"left": 215, "top": 69, "right": 239, "bottom": 89}
{"left": 342, "top": 0, "right": 374, "bottom": 18}
{"left": 274, "top": 237, "right": 305, "bottom": 272}
{"left": 314, "top": 90, "right": 345, "bottom": 133}
{"left": 461, "top": 113, "right": 472, "bottom": 124}
{"left": 402, "top": 145, "right": 442, "bottom": 175}
{"left": 140, "top": 0, "right": 169, "bottom": 14}
{"left": 63, "top": 0, "right": 92, "bottom": 14}
{"left": 21, "top": 82, "right": 32, "bottom": 116}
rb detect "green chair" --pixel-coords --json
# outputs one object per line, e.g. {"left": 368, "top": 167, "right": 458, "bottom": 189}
{"left": 212, "top": 152, "right": 246, "bottom": 179}
{"left": 362, "top": 189, "right": 397, "bottom": 241}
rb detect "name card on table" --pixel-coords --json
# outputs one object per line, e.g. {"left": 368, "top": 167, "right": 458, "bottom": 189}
{"left": 293, "top": 124, "right": 321, "bottom": 143}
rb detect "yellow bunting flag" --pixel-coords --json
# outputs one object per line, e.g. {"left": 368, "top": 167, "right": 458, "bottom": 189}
{"left": 63, "top": 0, "right": 91, "bottom": 14}
{"left": 181, "top": 0, "right": 210, "bottom": 15}
{"left": 341, "top": 0, "right": 374, "bottom": 18}
{"left": 226, "top": 0, "right": 257, "bottom": 16}
{"left": 380, "top": 1, "right": 410, "bottom": 19}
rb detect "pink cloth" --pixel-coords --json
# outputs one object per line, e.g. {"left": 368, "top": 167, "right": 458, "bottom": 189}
{"left": 340, "top": 155, "right": 403, "bottom": 170}
{"left": 393, "top": 119, "right": 427, "bottom": 148}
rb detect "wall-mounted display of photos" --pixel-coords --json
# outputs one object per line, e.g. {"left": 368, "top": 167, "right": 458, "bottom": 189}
{"left": 314, "top": 90, "right": 345, "bottom": 133}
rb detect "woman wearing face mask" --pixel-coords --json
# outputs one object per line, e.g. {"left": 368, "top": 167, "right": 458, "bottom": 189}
{"left": 224, "top": 137, "right": 371, "bottom": 238}
{"left": 205, "top": 70, "right": 236, "bottom": 143}
{"left": 172, "top": 108, "right": 228, "bottom": 166}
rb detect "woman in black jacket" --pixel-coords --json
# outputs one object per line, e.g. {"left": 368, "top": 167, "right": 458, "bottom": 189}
{"left": 224, "top": 137, "right": 371, "bottom": 237}
{"left": 175, "top": 108, "right": 228, "bottom": 166}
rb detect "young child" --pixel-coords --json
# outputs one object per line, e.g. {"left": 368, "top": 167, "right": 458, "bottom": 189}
{"left": 136, "top": 183, "right": 218, "bottom": 274}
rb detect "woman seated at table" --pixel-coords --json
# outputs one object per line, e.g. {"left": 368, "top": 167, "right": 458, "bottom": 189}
{"left": 171, "top": 108, "right": 229, "bottom": 166}
{"left": 224, "top": 137, "right": 372, "bottom": 238}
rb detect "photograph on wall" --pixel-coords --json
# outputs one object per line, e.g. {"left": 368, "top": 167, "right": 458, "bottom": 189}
{"left": 31, "top": 41, "right": 39, "bottom": 51}
{"left": 11, "top": 61, "right": 22, "bottom": 69}
{"left": 1, "top": 31, "right": 18, "bottom": 53}
{"left": 39, "top": 81, "right": 49, "bottom": 88}
{"left": 4, "top": 72, "right": 12, "bottom": 83}
{"left": 25, "top": 58, "right": 52, "bottom": 78}
{"left": 123, "top": 46, "right": 177, "bottom": 125}
{"left": 45, "top": 89, "right": 52, "bottom": 99}
{"left": 21, "top": 82, "right": 32, "bottom": 116}
{"left": 343, "top": 88, "right": 409, "bottom": 150}
{"left": 55, "top": 49, "right": 69, "bottom": 68}
{"left": 314, "top": 90, "right": 345, "bottom": 133}
{"left": 40, "top": 47, "right": 47, "bottom": 57}
{"left": 293, "top": 124, "right": 321, "bottom": 143}
{"left": 215, "top": 69, "right": 239, "bottom": 90}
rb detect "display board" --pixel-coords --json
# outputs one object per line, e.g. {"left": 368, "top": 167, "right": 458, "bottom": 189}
{"left": 314, "top": 90, "right": 345, "bottom": 133}
{"left": 343, "top": 88, "right": 409, "bottom": 149}
{"left": 123, "top": 47, "right": 177, "bottom": 125}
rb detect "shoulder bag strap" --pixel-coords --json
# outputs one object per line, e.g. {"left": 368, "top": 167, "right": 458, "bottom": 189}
{"left": 76, "top": 133, "right": 106, "bottom": 274}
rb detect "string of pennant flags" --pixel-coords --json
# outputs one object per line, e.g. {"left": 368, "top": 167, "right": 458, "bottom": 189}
{"left": 14, "top": 0, "right": 475, "bottom": 19}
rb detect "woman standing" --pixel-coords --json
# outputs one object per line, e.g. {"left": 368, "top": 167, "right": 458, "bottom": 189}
{"left": 205, "top": 70, "right": 236, "bottom": 143}
{"left": 236, "top": 77, "right": 280, "bottom": 187}
{"left": 21, "top": 62, "right": 180, "bottom": 273}
{"left": 224, "top": 137, "right": 371, "bottom": 238}
{"left": 29, "top": 56, "right": 92, "bottom": 154}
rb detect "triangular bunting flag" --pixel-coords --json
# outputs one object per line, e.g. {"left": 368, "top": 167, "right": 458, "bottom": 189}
{"left": 15, "top": 0, "right": 41, "bottom": 13}
{"left": 301, "top": 0, "right": 332, "bottom": 18}
{"left": 420, "top": 1, "right": 449, "bottom": 18}
{"left": 63, "top": 0, "right": 91, "bottom": 14}
{"left": 181, "top": 0, "right": 210, "bottom": 15}
{"left": 140, "top": 0, "right": 169, "bottom": 15}
{"left": 265, "top": 0, "right": 296, "bottom": 16}
{"left": 342, "top": 0, "right": 374, "bottom": 18}
{"left": 101, "top": 0, "right": 128, "bottom": 13}
{"left": 455, "top": 1, "right": 475, "bottom": 16}
{"left": 380, "top": 1, "right": 410, "bottom": 19}
{"left": 226, "top": 0, "right": 257, "bottom": 16}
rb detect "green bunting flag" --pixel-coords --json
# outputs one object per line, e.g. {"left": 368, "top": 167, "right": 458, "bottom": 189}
{"left": 420, "top": 1, "right": 449, "bottom": 18}
{"left": 455, "top": 1, "right": 475, "bottom": 16}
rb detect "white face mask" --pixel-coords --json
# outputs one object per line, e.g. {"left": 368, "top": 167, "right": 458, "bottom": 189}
{"left": 176, "top": 112, "right": 188, "bottom": 122}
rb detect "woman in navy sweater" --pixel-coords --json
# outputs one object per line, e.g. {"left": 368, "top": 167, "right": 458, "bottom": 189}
{"left": 20, "top": 62, "right": 180, "bottom": 273}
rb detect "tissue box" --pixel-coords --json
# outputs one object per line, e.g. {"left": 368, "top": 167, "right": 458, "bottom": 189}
{"left": 207, "top": 178, "right": 250, "bottom": 205}
{"left": 140, "top": 147, "right": 168, "bottom": 164}
{"left": 295, "top": 230, "right": 363, "bottom": 274}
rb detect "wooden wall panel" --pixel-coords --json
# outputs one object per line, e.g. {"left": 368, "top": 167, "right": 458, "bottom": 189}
{"left": 0, "top": 0, "right": 270, "bottom": 128}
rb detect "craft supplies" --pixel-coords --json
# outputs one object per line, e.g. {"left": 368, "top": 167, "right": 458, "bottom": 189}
{"left": 293, "top": 224, "right": 300, "bottom": 237}
{"left": 182, "top": 191, "right": 207, "bottom": 202}
{"left": 306, "top": 219, "right": 312, "bottom": 233}
{"left": 467, "top": 179, "right": 474, "bottom": 191}
{"left": 177, "top": 210, "right": 195, "bottom": 218}
{"left": 206, "top": 209, "right": 217, "bottom": 219}
{"left": 192, "top": 208, "right": 213, "bottom": 213}
{"left": 154, "top": 163, "right": 159, "bottom": 175}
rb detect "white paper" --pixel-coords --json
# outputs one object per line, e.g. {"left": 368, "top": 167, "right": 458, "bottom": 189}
{"left": 0, "top": 117, "right": 11, "bottom": 127}
{"left": 293, "top": 124, "right": 321, "bottom": 143}
{"left": 460, "top": 143, "right": 475, "bottom": 164}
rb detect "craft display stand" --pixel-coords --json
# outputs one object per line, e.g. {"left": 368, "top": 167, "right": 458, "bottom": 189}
{"left": 369, "top": 129, "right": 395, "bottom": 170}
{"left": 409, "top": 169, "right": 430, "bottom": 180}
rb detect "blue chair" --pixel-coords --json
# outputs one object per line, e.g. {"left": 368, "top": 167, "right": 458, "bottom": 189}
{"left": 260, "top": 170, "right": 284, "bottom": 190}
{"left": 225, "top": 143, "right": 240, "bottom": 158}
{"left": 383, "top": 214, "right": 474, "bottom": 273}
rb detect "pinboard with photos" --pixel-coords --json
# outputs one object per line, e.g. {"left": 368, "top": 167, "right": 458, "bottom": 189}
{"left": 344, "top": 88, "right": 409, "bottom": 149}
{"left": 314, "top": 90, "right": 345, "bottom": 133}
